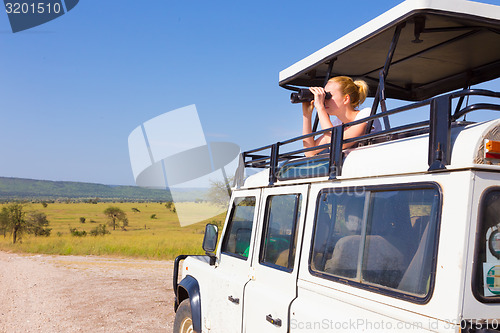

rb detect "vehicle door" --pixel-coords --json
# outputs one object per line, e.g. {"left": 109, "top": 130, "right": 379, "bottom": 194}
{"left": 204, "top": 189, "right": 261, "bottom": 333}
{"left": 243, "top": 184, "right": 308, "bottom": 332}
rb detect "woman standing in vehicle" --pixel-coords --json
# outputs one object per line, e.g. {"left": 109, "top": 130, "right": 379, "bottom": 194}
{"left": 302, "top": 76, "right": 381, "bottom": 157}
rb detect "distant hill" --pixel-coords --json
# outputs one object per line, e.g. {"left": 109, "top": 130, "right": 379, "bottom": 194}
{"left": 0, "top": 177, "right": 174, "bottom": 202}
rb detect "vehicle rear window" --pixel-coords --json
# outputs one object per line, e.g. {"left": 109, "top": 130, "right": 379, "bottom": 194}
{"left": 473, "top": 188, "right": 500, "bottom": 302}
{"left": 310, "top": 185, "right": 440, "bottom": 302}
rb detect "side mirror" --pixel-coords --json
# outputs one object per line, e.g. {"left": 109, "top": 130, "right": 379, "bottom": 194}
{"left": 202, "top": 223, "right": 218, "bottom": 265}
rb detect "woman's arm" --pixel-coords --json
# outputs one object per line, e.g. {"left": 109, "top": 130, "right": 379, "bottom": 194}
{"left": 302, "top": 100, "right": 331, "bottom": 157}
{"left": 342, "top": 121, "right": 367, "bottom": 148}
{"left": 302, "top": 100, "right": 315, "bottom": 151}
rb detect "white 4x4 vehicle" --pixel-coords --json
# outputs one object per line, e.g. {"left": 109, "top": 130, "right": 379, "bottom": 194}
{"left": 173, "top": 0, "right": 500, "bottom": 332}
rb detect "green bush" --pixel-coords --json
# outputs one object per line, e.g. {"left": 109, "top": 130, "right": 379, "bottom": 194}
{"left": 89, "top": 224, "right": 110, "bottom": 236}
{"left": 69, "top": 228, "right": 86, "bottom": 237}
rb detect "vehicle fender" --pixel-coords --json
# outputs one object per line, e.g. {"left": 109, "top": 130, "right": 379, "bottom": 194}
{"left": 176, "top": 275, "right": 202, "bottom": 333}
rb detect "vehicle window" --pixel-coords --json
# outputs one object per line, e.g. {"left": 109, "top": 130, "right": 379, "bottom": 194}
{"left": 221, "top": 196, "right": 256, "bottom": 259}
{"left": 260, "top": 194, "right": 301, "bottom": 271}
{"left": 474, "top": 189, "right": 500, "bottom": 302}
{"left": 278, "top": 157, "right": 329, "bottom": 179}
{"left": 311, "top": 186, "right": 439, "bottom": 300}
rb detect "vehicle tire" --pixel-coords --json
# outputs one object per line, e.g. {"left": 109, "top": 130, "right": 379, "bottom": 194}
{"left": 174, "top": 299, "right": 194, "bottom": 333}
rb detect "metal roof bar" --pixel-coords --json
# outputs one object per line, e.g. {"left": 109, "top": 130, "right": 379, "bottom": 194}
{"left": 366, "top": 23, "right": 405, "bottom": 134}
{"left": 313, "top": 59, "right": 336, "bottom": 132}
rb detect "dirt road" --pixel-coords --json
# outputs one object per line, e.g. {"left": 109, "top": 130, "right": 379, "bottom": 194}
{"left": 0, "top": 251, "right": 175, "bottom": 332}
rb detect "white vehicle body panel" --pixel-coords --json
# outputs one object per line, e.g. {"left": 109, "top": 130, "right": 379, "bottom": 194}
{"left": 243, "top": 185, "right": 309, "bottom": 332}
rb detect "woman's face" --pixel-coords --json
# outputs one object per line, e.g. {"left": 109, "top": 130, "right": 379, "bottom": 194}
{"left": 324, "top": 81, "right": 347, "bottom": 116}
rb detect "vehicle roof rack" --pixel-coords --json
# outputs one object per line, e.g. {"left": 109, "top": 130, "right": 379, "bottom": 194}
{"left": 243, "top": 89, "right": 500, "bottom": 185}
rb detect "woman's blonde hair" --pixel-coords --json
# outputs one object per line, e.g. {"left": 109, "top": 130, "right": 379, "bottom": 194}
{"left": 329, "top": 76, "right": 368, "bottom": 109}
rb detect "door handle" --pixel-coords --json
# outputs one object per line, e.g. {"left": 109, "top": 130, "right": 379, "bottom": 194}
{"left": 266, "top": 314, "right": 282, "bottom": 327}
{"left": 228, "top": 295, "right": 240, "bottom": 304}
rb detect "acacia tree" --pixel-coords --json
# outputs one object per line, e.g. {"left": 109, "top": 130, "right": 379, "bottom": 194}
{"left": 0, "top": 208, "right": 8, "bottom": 238}
{"left": 1, "top": 203, "right": 27, "bottom": 244}
{"left": 103, "top": 206, "right": 128, "bottom": 231}
{"left": 27, "top": 211, "right": 51, "bottom": 236}
{"left": 207, "top": 177, "right": 233, "bottom": 208}
{"left": 0, "top": 204, "right": 51, "bottom": 243}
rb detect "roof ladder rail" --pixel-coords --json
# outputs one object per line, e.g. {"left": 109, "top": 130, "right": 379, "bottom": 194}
{"left": 269, "top": 143, "right": 280, "bottom": 185}
{"left": 378, "top": 70, "right": 391, "bottom": 130}
{"left": 428, "top": 95, "right": 451, "bottom": 171}
{"left": 453, "top": 85, "right": 470, "bottom": 118}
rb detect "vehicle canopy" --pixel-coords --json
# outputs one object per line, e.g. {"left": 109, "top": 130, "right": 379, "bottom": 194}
{"left": 279, "top": 0, "right": 500, "bottom": 101}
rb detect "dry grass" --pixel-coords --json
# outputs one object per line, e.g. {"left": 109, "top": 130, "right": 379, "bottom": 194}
{"left": 0, "top": 202, "right": 226, "bottom": 259}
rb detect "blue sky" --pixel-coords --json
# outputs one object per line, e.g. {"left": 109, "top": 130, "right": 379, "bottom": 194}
{"left": 0, "top": 0, "right": 499, "bottom": 186}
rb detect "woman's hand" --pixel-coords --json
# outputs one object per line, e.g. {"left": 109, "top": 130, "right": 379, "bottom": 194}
{"left": 309, "top": 87, "right": 327, "bottom": 111}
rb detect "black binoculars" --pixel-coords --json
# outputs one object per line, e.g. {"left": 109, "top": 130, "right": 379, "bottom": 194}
{"left": 290, "top": 89, "right": 332, "bottom": 103}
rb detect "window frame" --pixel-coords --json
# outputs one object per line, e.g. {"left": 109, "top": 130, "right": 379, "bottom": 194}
{"left": 308, "top": 182, "right": 442, "bottom": 304}
{"left": 220, "top": 196, "right": 257, "bottom": 261}
{"left": 472, "top": 186, "right": 500, "bottom": 303}
{"left": 259, "top": 193, "right": 302, "bottom": 273}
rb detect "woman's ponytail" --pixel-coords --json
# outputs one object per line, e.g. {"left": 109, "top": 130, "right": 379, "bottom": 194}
{"left": 353, "top": 79, "right": 368, "bottom": 108}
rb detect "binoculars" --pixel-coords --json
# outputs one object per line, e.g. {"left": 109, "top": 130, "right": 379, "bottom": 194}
{"left": 290, "top": 89, "right": 332, "bottom": 103}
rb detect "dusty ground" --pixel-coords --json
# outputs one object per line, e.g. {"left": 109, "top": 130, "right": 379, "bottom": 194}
{"left": 0, "top": 251, "right": 176, "bottom": 333}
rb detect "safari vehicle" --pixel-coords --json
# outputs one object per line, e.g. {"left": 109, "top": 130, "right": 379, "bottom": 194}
{"left": 173, "top": 0, "right": 500, "bottom": 332}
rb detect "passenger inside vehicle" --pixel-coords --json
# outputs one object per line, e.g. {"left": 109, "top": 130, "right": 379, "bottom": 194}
{"left": 312, "top": 196, "right": 365, "bottom": 271}
{"left": 323, "top": 198, "right": 366, "bottom": 278}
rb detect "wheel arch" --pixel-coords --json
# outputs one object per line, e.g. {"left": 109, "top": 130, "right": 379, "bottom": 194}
{"left": 175, "top": 275, "right": 202, "bottom": 333}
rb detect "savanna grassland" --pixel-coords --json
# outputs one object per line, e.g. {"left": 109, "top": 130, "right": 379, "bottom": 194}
{"left": 0, "top": 201, "right": 226, "bottom": 259}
